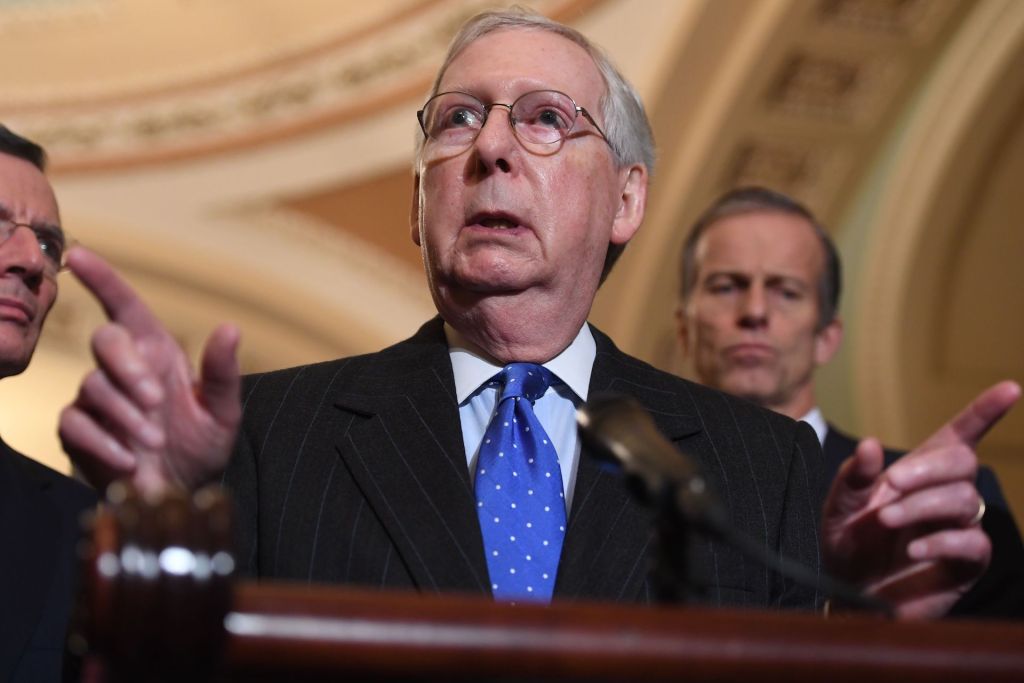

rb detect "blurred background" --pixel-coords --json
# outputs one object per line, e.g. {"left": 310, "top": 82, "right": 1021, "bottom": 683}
{"left": 1, "top": 0, "right": 1021, "bottom": 520}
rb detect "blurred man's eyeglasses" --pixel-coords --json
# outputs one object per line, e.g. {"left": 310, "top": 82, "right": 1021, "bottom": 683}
{"left": 417, "top": 89, "right": 611, "bottom": 151}
{"left": 0, "top": 218, "right": 69, "bottom": 277}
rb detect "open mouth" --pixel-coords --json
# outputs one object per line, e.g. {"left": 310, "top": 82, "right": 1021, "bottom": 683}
{"left": 467, "top": 211, "right": 528, "bottom": 232}
{"left": 479, "top": 217, "right": 518, "bottom": 229}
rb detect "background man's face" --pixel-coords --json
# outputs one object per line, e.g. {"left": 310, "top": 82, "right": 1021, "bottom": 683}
{"left": 0, "top": 153, "right": 59, "bottom": 378}
{"left": 678, "top": 210, "right": 839, "bottom": 414}
{"left": 412, "top": 28, "right": 637, "bottom": 317}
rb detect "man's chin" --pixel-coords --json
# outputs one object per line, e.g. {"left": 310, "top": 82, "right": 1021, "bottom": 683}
{"left": 733, "top": 389, "right": 774, "bottom": 405}
{"left": 0, "top": 358, "right": 30, "bottom": 380}
{"left": 0, "top": 338, "right": 36, "bottom": 379}
{"left": 443, "top": 267, "right": 536, "bottom": 295}
{"left": 719, "top": 376, "right": 778, "bottom": 407}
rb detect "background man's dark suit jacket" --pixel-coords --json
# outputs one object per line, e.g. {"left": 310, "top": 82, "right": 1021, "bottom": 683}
{"left": 823, "top": 425, "right": 1024, "bottom": 618}
{"left": 0, "top": 439, "right": 96, "bottom": 682}
{"left": 225, "top": 318, "right": 825, "bottom": 609}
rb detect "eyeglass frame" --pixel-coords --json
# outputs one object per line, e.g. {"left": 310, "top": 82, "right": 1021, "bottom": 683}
{"left": 416, "top": 89, "right": 612, "bottom": 151}
{"left": 0, "top": 217, "right": 70, "bottom": 277}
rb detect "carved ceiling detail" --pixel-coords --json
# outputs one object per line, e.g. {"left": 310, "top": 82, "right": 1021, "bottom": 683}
{"left": 710, "top": 0, "right": 964, "bottom": 215}
{"left": 2, "top": 0, "right": 588, "bottom": 171}
{"left": 724, "top": 139, "right": 832, "bottom": 204}
{"left": 766, "top": 52, "right": 903, "bottom": 125}
{"left": 817, "top": 0, "right": 953, "bottom": 37}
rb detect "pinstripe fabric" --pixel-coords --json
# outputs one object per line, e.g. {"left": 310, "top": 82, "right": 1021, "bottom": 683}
{"left": 223, "top": 317, "right": 824, "bottom": 608}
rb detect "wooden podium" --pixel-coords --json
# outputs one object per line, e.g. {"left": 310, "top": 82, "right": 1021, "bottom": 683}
{"left": 72, "top": 485, "right": 1024, "bottom": 682}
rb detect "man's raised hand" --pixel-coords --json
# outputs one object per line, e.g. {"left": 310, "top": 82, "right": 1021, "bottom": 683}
{"left": 822, "top": 381, "right": 1020, "bottom": 619}
{"left": 58, "top": 246, "right": 242, "bottom": 495}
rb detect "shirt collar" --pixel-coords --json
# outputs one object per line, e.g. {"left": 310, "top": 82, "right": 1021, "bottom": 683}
{"left": 445, "top": 322, "right": 595, "bottom": 404}
{"left": 797, "top": 406, "right": 828, "bottom": 446}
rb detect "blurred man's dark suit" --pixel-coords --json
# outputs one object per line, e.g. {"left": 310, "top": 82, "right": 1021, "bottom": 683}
{"left": 823, "top": 424, "right": 1024, "bottom": 618}
{"left": 0, "top": 439, "right": 96, "bottom": 681}
{"left": 225, "top": 318, "right": 826, "bottom": 609}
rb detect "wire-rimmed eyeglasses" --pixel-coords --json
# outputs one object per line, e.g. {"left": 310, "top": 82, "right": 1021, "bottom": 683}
{"left": 0, "top": 218, "right": 69, "bottom": 278}
{"left": 417, "top": 89, "right": 611, "bottom": 151}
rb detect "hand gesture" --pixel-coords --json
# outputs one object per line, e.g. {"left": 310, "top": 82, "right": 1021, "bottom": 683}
{"left": 822, "top": 381, "right": 1020, "bottom": 619}
{"left": 59, "top": 247, "right": 242, "bottom": 495}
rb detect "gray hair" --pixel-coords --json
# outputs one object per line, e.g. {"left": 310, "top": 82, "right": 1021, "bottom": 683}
{"left": 679, "top": 186, "right": 842, "bottom": 331}
{"left": 417, "top": 7, "right": 656, "bottom": 280}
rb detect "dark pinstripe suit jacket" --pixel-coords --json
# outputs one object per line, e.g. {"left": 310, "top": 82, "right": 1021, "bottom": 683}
{"left": 0, "top": 440, "right": 96, "bottom": 682}
{"left": 224, "top": 318, "right": 824, "bottom": 609}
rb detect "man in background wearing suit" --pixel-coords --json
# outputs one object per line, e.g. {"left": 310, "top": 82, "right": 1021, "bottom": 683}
{"left": 675, "top": 185, "right": 1024, "bottom": 616}
{"left": 0, "top": 126, "right": 97, "bottom": 680}
{"left": 59, "top": 9, "right": 1016, "bottom": 620}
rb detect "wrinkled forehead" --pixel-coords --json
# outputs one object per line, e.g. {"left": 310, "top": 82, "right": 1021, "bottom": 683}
{"left": 438, "top": 28, "right": 606, "bottom": 107}
{"left": 0, "top": 152, "right": 59, "bottom": 225}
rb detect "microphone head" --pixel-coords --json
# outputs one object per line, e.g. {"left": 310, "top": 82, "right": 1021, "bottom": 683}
{"left": 577, "top": 393, "right": 700, "bottom": 484}
{"left": 575, "top": 393, "right": 637, "bottom": 466}
{"left": 577, "top": 393, "right": 722, "bottom": 527}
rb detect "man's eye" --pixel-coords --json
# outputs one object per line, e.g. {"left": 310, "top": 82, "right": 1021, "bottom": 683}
{"left": 535, "top": 108, "right": 570, "bottom": 129}
{"left": 774, "top": 286, "right": 803, "bottom": 301}
{"left": 445, "top": 107, "right": 482, "bottom": 129}
{"left": 34, "top": 231, "right": 64, "bottom": 264}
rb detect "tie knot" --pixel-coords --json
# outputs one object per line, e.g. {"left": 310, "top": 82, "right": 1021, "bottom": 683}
{"left": 497, "top": 363, "right": 553, "bottom": 403}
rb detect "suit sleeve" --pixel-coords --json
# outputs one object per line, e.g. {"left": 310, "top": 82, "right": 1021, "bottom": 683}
{"left": 949, "top": 466, "right": 1024, "bottom": 618}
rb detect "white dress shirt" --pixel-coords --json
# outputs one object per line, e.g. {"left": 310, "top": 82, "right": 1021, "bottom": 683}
{"left": 798, "top": 407, "right": 828, "bottom": 446}
{"left": 445, "top": 323, "right": 595, "bottom": 513}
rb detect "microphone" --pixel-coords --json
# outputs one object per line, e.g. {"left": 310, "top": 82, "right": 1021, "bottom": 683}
{"left": 576, "top": 393, "right": 727, "bottom": 535}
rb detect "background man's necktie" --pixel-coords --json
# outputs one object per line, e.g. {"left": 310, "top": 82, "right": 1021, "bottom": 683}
{"left": 474, "top": 363, "right": 567, "bottom": 602}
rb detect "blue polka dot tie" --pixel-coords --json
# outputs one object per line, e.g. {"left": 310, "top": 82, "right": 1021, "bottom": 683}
{"left": 474, "top": 363, "right": 566, "bottom": 602}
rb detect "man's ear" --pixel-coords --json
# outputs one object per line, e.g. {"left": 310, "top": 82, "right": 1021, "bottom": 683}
{"left": 610, "top": 164, "right": 647, "bottom": 245}
{"left": 814, "top": 317, "right": 843, "bottom": 366}
{"left": 410, "top": 172, "right": 422, "bottom": 247}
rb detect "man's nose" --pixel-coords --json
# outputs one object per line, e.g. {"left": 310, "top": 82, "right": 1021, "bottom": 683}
{"left": 2, "top": 226, "right": 47, "bottom": 281}
{"left": 738, "top": 284, "right": 768, "bottom": 328}
{"left": 472, "top": 105, "right": 517, "bottom": 171}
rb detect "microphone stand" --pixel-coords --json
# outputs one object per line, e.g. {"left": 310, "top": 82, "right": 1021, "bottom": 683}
{"left": 577, "top": 393, "right": 890, "bottom": 615}
{"left": 578, "top": 392, "right": 724, "bottom": 605}
{"left": 650, "top": 485, "right": 693, "bottom": 604}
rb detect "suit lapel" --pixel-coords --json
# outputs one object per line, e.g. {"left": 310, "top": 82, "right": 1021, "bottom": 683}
{"left": 0, "top": 444, "right": 60, "bottom": 676}
{"left": 556, "top": 328, "right": 702, "bottom": 602}
{"left": 331, "top": 319, "right": 489, "bottom": 594}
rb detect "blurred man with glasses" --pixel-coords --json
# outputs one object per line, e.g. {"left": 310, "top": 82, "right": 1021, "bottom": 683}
{"left": 59, "top": 9, "right": 1017, "bottom": 620}
{"left": 0, "top": 125, "right": 96, "bottom": 682}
